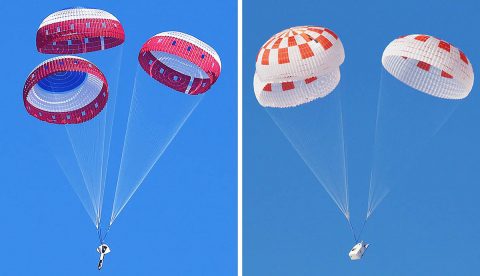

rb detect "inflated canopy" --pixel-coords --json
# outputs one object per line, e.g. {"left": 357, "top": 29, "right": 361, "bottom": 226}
{"left": 23, "top": 56, "right": 108, "bottom": 124}
{"left": 138, "top": 31, "right": 221, "bottom": 95}
{"left": 254, "top": 26, "right": 345, "bottom": 108}
{"left": 382, "top": 34, "right": 474, "bottom": 99}
{"left": 36, "top": 7, "right": 125, "bottom": 54}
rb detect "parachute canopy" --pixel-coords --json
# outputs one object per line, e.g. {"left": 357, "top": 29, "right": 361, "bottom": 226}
{"left": 138, "top": 31, "right": 221, "bottom": 94}
{"left": 36, "top": 7, "right": 125, "bottom": 54}
{"left": 382, "top": 34, "right": 474, "bottom": 99}
{"left": 23, "top": 56, "right": 108, "bottom": 124}
{"left": 254, "top": 26, "right": 345, "bottom": 108}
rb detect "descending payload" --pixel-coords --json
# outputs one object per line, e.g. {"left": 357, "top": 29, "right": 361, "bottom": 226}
{"left": 254, "top": 26, "right": 344, "bottom": 108}
{"left": 36, "top": 7, "right": 125, "bottom": 54}
{"left": 23, "top": 56, "right": 108, "bottom": 124}
{"left": 138, "top": 31, "right": 221, "bottom": 94}
{"left": 382, "top": 34, "right": 474, "bottom": 99}
{"left": 97, "top": 243, "right": 111, "bottom": 270}
{"left": 349, "top": 241, "right": 369, "bottom": 260}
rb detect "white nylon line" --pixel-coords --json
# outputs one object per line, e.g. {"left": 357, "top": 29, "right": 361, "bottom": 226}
{"left": 266, "top": 108, "right": 349, "bottom": 219}
{"left": 65, "top": 125, "right": 99, "bottom": 218}
{"left": 110, "top": 90, "right": 203, "bottom": 224}
{"left": 366, "top": 69, "right": 385, "bottom": 219}
{"left": 185, "top": 77, "right": 195, "bottom": 94}
{"left": 98, "top": 45, "right": 124, "bottom": 228}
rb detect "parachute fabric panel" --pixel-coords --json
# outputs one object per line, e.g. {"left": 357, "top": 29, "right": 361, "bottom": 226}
{"left": 23, "top": 56, "right": 108, "bottom": 124}
{"left": 382, "top": 34, "right": 474, "bottom": 99}
{"left": 254, "top": 26, "right": 344, "bottom": 108}
{"left": 37, "top": 7, "right": 125, "bottom": 54}
{"left": 138, "top": 31, "right": 221, "bottom": 94}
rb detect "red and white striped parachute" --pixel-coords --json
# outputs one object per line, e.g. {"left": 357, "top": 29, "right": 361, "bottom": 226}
{"left": 138, "top": 31, "right": 221, "bottom": 95}
{"left": 254, "top": 26, "right": 345, "bottom": 108}
{"left": 382, "top": 34, "right": 474, "bottom": 99}
{"left": 23, "top": 56, "right": 108, "bottom": 124}
{"left": 36, "top": 7, "right": 125, "bottom": 54}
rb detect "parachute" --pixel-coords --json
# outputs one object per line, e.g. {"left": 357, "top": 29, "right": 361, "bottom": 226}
{"left": 36, "top": 7, "right": 125, "bottom": 54}
{"left": 138, "top": 31, "right": 221, "bottom": 94}
{"left": 367, "top": 34, "right": 474, "bottom": 219}
{"left": 110, "top": 31, "right": 221, "bottom": 225}
{"left": 253, "top": 26, "right": 352, "bottom": 229}
{"left": 24, "top": 55, "right": 109, "bottom": 229}
{"left": 381, "top": 34, "right": 474, "bottom": 99}
{"left": 23, "top": 56, "right": 108, "bottom": 124}
{"left": 254, "top": 26, "right": 344, "bottom": 108}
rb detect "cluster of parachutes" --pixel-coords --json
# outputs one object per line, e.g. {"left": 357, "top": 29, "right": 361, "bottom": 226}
{"left": 254, "top": 26, "right": 473, "bottom": 106}
{"left": 253, "top": 26, "right": 474, "bottom": 239}
{"left": 25, "top": 7, "right": 125, "bottom": 124}
{"left": 24, "top": 7, "right": 221, "bottom": 243}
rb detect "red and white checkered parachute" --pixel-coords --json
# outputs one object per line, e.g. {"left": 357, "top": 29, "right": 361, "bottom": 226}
{"left": 254, "top": 26, "right": 345, "bottom": 108}
{"left": 36, "top": 7, "right": 125, "bottom": 54}
{"left": 138, "top": 31, "right": 221, "bottom": 94}
{"left": 23, "top": 56, "right": 108, "bottom": 124}
{"left": 382, "top": 34, "right": 474, "bottom": 99}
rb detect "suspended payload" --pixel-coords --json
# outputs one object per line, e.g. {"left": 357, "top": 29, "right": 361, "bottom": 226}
{"left": 382, "top": 34, "right": 474, "bottom": 99}
{"left": 138, "top": 31, "right": 221, "bottom": 94}
{"left": 97, "top": 243, "right": 111, "bottom": 270}
{"left": 254, "top": 26, "right": 345, "bottom": 108}
{"left": 36, "top": 7, "right": 125, "bottom": 54}
{"left": 349, "top": 241, "right": 369, "bottom": 260}
{"left": 23, "top": 56, "right": 108, "bottom": 124}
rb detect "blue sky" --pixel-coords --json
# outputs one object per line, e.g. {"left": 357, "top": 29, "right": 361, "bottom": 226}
{"left": 243, "top": 0, "right": 480, "bottom": 275}
{"left": 0, "top": 1, "right": 236, "bottom": 275}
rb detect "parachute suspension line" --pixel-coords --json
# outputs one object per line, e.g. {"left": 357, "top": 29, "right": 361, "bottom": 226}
{"left": 430, "top": 102, "right": 460, "bottom": 138}
{"left": 96, "top": 115, "right": 105, "bottom": 225}
{"left": 266, "top": 110, "right": 349, "bottom": 219}
{"left": 110, "top": 90, "right": 203, "bottom": 224}
{"left": 88, "top": 119, "right": 100, "bottom": 223}
{"left": 110, "top": 66, "right": 204, "bottom": 225}
{"left": 367, "top": 69, "right": 386, "bottom": 219}
{"left": 64, "top": 108, "right": 108, "bottom": 227}
{"left": 97, "top": 228, "right": 103, "bottom": 244}
{"left": 54, "top": 155, "right": 97, "bottom": 226}
{"left": 356, "top": 219, "right": 368, "bottom": 241}
{"left": 65, "top": 125, "right": 99, "bottom": 218}
{"left": 338, "top": 91, "right": 349, "bottom": 218}
{"left": 109, "top": 68, "right": 139, "bottom": 226}
{"left": 97, "top": 226, "right": 111, "bottom": 244}
{"left": 347, "top": 219, "right": 357, "bottom": 242}
{"left": 101, "top": 226, "right": 111, "bottom": 242}
{"left": 347, "top": 218, "right": 368, "bottom": 243}
{"left": 100, "top": 45, "right": 125, "bottom": 202}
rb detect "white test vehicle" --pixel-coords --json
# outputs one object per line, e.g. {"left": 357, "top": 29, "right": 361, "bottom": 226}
{"left": 97, "top": 244, "right": 111, "bottom": 270}
{"left": 349, "top": 241, "right": 369, "bottom": 260}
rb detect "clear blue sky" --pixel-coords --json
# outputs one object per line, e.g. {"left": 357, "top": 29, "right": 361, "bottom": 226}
{"left": 244, "top": 0, "right": 480, "bottom": 275}
{"left": 0, "top": 1, "right": 237, "bottom": 275}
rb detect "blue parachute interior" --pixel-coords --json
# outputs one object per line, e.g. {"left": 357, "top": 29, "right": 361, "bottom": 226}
{"left": 38, "top": 71, "right": 87, "bottom": 93}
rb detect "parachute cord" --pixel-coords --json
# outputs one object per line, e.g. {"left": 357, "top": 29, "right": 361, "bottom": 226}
{"left": 97, "top": 228, "right": 103, "bottom": 245}
{"left": 356, "top": 219, "right": 368, "bottom": 242}
{"left": 101, "top": 226, "right": 111, "bottom": 242}
{"left": 347, "top": 219, "right": 357, "bottom": 242}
